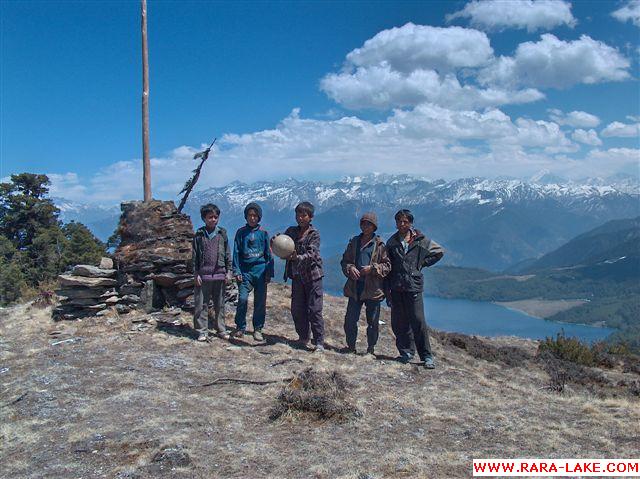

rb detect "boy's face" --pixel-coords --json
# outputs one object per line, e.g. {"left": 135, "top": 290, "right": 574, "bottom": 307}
{"left": 204, "top": 212, "right": 219, "bottom": 230}
{"left": 296, "top": 210, "right": 312, "bottom": 228}
{"left": 246, "top": 209, "right": 260, "bottom": 227}
{"left": 396, "top": 216, "right": 412, "bottom": 236}
{"left": 360, "top": 220, "right": 375, "bottom": 236}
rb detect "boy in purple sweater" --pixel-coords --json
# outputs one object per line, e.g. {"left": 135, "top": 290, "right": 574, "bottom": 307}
{"left": 192, "top": 204, "right": 233, "bottom": 341}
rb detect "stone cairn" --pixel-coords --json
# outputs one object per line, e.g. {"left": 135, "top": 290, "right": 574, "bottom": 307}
{"left": 54, "top": 199, "right": 238, "bottom": 321}
{"left": 114, "top": 200, "right": 195, "bottom": 311}
{"left": 53, "top": 258, "right": 131, "bottom": 320}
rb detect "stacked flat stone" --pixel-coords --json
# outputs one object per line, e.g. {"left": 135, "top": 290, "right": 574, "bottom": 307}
{"left": 53, "top": 260, "right": 127, "bottom": 320}
{"left": 114, "top": 200, "right": 195, "bottom": 310}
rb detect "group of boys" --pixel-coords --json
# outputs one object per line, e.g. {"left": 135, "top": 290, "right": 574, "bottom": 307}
{"left": 192, "top": 201, "right": 444, "bottom": 369}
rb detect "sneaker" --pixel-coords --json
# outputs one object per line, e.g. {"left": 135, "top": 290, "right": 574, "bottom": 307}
{"left": 314, "top": 344, "right": 325, "bottom": 353}
{"left": 396, "top": 354, "right": 412, "bottom": 364}
{"left": 253, "top": 330, "right": 264, "bottom": 342}
{"left": 423, "top": 357, "right": 435, "bottom": 369}
{"left": 217, "top": 331, "right": 230, "bottom": 340}
{"left": 197, "top": 333, "right": 208, "bottom": 342}
{"left": 344, "top": 346, "right": 357, "bottom": 354}
{"left": 366, "top": 346, "right": 375, "bottom": 356}
{"left": 232, "top": 329, "right": 245, "bottom": 338}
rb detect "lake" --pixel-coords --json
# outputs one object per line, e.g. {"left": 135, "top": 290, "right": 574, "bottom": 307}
{"left": 326, "top": 290, "right": 614, "bottom": 343}
{"left": 422, "top": 296, "right": 614, "bottom": 343}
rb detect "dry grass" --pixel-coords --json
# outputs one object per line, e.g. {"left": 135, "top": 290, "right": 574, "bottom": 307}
{"left": 270, "top": 368, "right": 361, "bottom": 421}
{"left": 1, "top": 282, "right": 638, "bottom": 478}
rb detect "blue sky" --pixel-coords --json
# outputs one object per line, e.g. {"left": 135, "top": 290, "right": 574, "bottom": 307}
{"left": 1, "top": 0, "right": 639, "bottom": 204}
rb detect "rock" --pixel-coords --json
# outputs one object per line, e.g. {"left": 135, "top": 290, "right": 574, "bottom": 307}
{"left": 58, "top": 275, "right": 117, "bottom": 288}
{"left": 63, "top": 298, "right": 104, "bottom": 307}
{"left": 56, "top": 288, "right": 114, "bottom": 299}
{"left": 99, "top": 257, "right": 114, "bottom": 269}
{"left": 105, "top": 296, "right": 120, "bottom": 304}
{"left": 176, "top": 288, "right": 192, "bottom": 300}
{"left": 71, "top": 265, "right": 116, "bottom": 278}
{"left": 86, "top": 303, "right": 107, "bottom": 310}
{"left": 165, "top": 263, "right": 187, "bottom": 274}
{"left": 96, "top": 309, "right": 110, "bottom": 317}
{"left": 115, "top": 304, "right": 131, "bottom": 314}
{"left": 121, "top": 294, "right": 141, "bottom": 304}
{"left": 152, "top": 446, "right": 191, "bottom": 468}
{"left": 120, "top": 284, "right": 143, "bottom": 296}
{"left": 139, "top": 280, "right": 157, "bottom": 313}
{"left": 174, "top": 277, "right": 194, "bottom": 290}
{"left": 150, "top": 272, "right": 179, "bottom": 287}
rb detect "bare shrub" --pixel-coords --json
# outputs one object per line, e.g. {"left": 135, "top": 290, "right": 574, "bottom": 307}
{"left": 433, "top": 331, "right": 531, "bottom": 367}
{"left": 270, "top": 368, "right": 362, "bottom": 421}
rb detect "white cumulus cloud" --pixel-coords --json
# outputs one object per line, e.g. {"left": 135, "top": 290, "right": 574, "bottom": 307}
{"left": 320, "top": 22, "right": 544, "bottom": 110}
{"left": 478, "top": 34, "right": 631, "bottom": 89}
{"left": 447, "top": 0, "right": 576, "bottom": 32}
{"left": 571, "top": 129, "right": 602, "bottom": 146}
{"left": 548, "top": 109, "right": 600, "bottom": 128}
{"left": 343, "top": 23, "right": 493, "bottom": 72}
{"left": 321, "top": 65, "right": 544, "bottom": 110}
{"left": 601, "top": 121, "right": 640, "bottom": 138}
{"left": 612, "top": 0, "right": 640, "bottom": 27}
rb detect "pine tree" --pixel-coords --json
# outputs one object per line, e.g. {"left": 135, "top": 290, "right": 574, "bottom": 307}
{"left": 0, "top": 235, "right": 26, "bottom": 304}
{"left": 0, "top": 174, "right": 106, "bottom": 301}
{"left": 61, "top": 222, "right": 106, "bottom": 268}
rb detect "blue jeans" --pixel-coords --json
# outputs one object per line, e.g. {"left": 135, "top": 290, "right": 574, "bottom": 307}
{"left": 235, "top": 264, "right": 268, "bottom": 331}
{"left": 344, "top": 296, "right": 380, "bottom": 350}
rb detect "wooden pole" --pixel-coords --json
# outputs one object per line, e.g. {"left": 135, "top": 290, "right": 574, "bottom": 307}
{"left": 141, "top": 0, "right": 152, "bottom": 202}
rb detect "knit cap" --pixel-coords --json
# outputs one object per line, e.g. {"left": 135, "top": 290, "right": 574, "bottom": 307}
{"left": 360, "top": 211, "right": 378, "bottom": 230}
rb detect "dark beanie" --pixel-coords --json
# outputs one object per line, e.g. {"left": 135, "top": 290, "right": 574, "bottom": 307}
{"left": 360, "top": 211, "right": 378, "bottom": 230}
{"left": 244, "top": 202, "right": 262, "bottom": 221}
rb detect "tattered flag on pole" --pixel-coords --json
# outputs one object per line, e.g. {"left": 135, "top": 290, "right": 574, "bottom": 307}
{"left": 177, "top": 138, "right": 216, "bottom": 213}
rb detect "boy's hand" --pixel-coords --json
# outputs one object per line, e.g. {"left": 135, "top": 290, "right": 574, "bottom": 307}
{"left": 235, "top": 274, "right": 243, "bottom": 283}
{"left": 195, "top": 275, "right": 202, "bottom": 287}
{"left": 360, "top": 265, "right": 372, "bottom": 276}
{"left": 349, "top": 266, "right": 361, "bottom": 280}
{"left": 288, "top": 251, "right": 297, "bottom": 261}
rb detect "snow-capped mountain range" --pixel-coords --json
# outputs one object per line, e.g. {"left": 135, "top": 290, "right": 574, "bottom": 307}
{"left": 55, "top": 173, "right": 640, "bottom": 271}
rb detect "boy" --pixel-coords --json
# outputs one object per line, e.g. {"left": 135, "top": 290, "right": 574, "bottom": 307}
{"left": 385, "top": 209, "right": 444, "bottom": 369}
{"left": 281, "top": 201, "right": 325, "bottom": 351}
{"left": 192, "top": 203, "right": 233, "bottom": 341}
{"left": 340, "top": 212, "right": 391, "bottom": 355}
{"left": 232, "top": 202, "right": 274, "bottom": 341}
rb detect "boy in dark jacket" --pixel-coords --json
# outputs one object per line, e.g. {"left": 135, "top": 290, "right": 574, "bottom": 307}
{"left": 385, "top": 209, "right": 444, "bottom": 368}
{"left": 340, "top": 212, "right": 391, "bottom": 355}
{"left": 280, "top": 202, "right": 325, "bottom": 351}
{"left": 232, "top": 202, "right": 274, "bottom": 341}
{"left": 192, "top": 203, "right": 233, "bottom": 341}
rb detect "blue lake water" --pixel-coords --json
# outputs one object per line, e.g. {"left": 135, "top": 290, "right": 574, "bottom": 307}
{"left": 422, "top": 296, "right": 614, "bottom": 343}
{"left": 326, "top": 291, "right": 614, "bottom": 343}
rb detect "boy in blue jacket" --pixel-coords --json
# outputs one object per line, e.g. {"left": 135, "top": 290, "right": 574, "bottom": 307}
{"left": 232, "top": 202, "right": 274, "bottom": 341}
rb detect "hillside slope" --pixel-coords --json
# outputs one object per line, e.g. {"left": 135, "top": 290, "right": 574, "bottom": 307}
{"left": 1, "top": 284, "right": 638, "bottom": 478}
{"left": 518, "top": 217, "right": 640, "bottom": 273}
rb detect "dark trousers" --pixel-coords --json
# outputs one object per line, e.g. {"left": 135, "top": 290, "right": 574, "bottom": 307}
{"left": 390, "top": 290, "right": 432, "bottom": 361}
{"left": 344, "top": 297, "right": 380, "bottom": 350}
{"left": 291, "top": 277, "right": 324, "bottom": 345}
{"left": 235, "top": 264, "right": 267, "bottom": 331}
{"left": 193, "top": 280, "right": 226, "bottom": 334}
